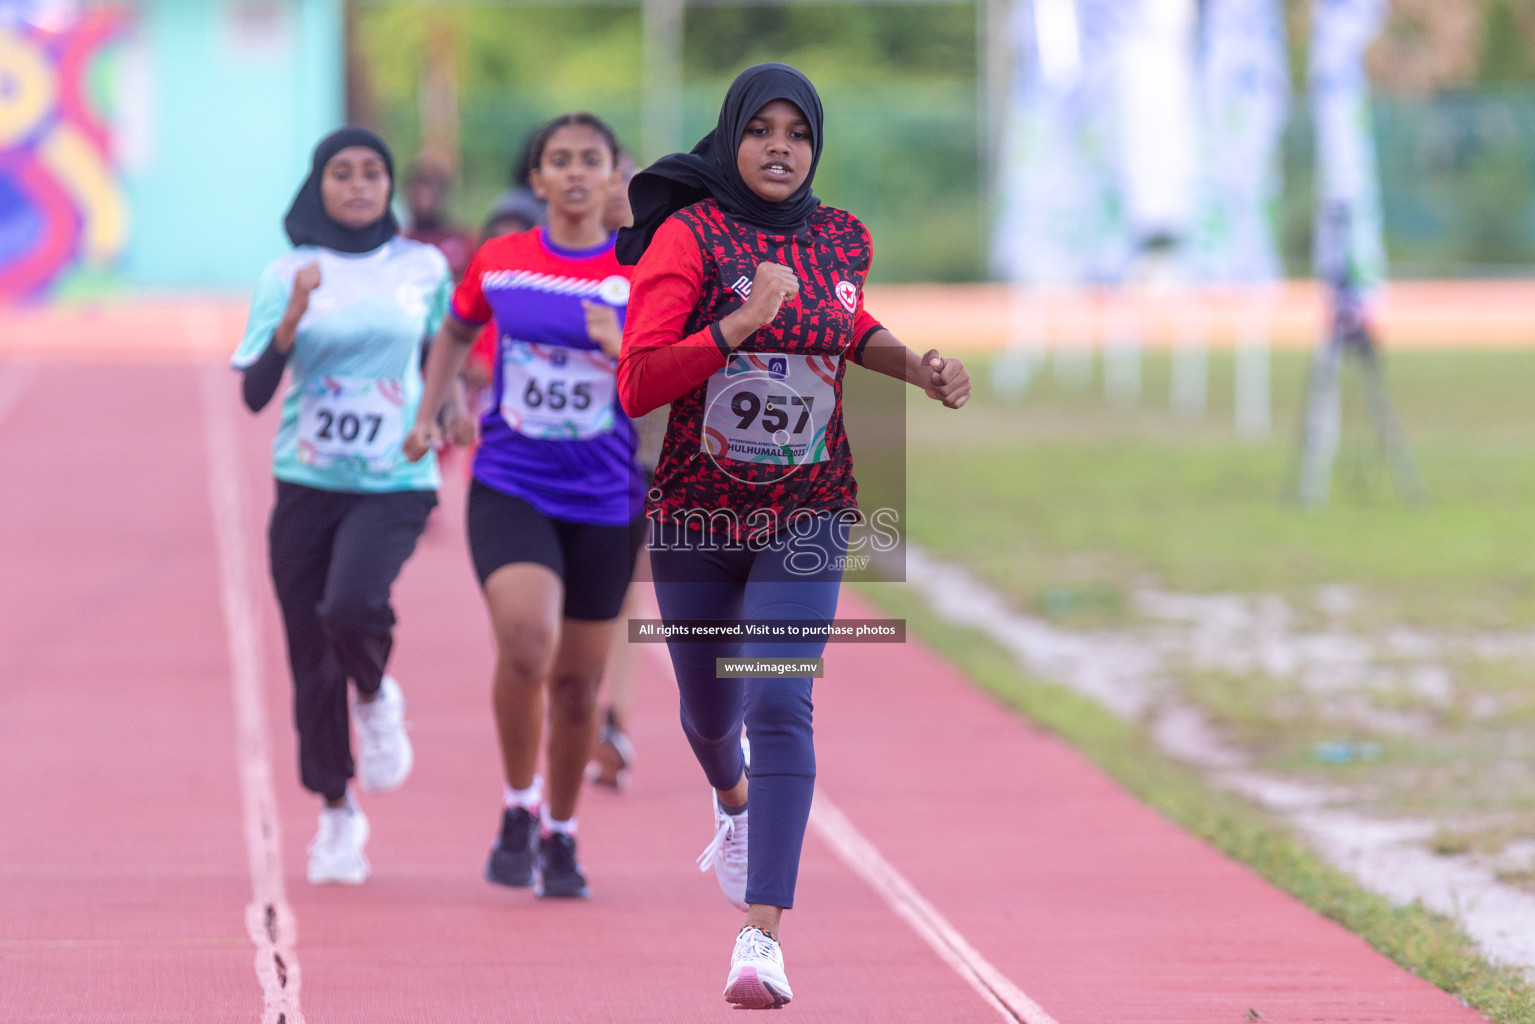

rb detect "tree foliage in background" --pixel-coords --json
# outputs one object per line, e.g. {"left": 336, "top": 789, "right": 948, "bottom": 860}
{"left": 682, "top": 4, "right": 972, "bottom": 81}
{"left": 354, "top": 0, "right": 1535, "bottom": 280}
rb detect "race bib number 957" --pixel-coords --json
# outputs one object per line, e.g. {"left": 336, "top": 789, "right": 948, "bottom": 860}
{"left": 296, "top": 376, "right": 406, "bottom": 473}
{"left": 702, "top": 353, "right": 839, "bottom": 466}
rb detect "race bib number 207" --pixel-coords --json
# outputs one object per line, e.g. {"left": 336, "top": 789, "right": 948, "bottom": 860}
{"left": 702, "top": 352, "right": 839, "bottom": 466}
{"left": 296, "top": 376, "right": 406, "bottom": 473}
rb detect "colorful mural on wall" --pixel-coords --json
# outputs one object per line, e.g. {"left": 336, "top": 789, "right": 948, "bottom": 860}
{"left": 0, "top": 3, "right": 128, "bottom": 302}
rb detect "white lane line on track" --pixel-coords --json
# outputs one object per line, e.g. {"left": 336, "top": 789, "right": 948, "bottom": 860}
{"left": 808, "top": 796, "right": 1059, "bottom": 1024}
{"left": 197, "top": 347, "right": 306, "bottom": 1024}
{"left": 0, "top": 360, "right": 39, "bottom": 428}
{"left": 638, "top": 630, "right": 1056, "bottom": 1024}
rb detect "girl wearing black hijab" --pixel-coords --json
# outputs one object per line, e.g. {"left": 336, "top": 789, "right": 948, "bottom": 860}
{"left": 617, "top": 64, "right": 970, "bottom": 1008}
{"left": 231, "top": 127, "right": 461, "bottom": 886}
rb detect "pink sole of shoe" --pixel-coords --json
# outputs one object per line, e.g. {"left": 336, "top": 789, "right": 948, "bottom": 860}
{"left": 724, "top": 967, "right": 788, "bottom": 1010}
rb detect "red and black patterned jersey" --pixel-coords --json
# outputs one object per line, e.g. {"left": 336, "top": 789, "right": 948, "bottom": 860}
{"left": 618, "top": 199, "right": 884, "bottom": 541}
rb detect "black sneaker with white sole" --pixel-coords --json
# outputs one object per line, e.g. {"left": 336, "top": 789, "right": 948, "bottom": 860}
{"left": 536, "top": 832, "right": 590, "bottom": 899}
{"left": 485, "top": 807, "right": 538, "bottom": 887}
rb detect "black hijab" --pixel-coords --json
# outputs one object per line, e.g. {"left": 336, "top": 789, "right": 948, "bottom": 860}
{"left": 283, "top": 127, "right": 399, "bottom": 253}
{"left": 616, "top": 63, "right": 824, "bottom": 265}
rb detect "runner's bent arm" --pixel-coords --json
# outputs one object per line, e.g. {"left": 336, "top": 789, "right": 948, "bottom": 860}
{"left": 241, "top": 339, "right": 290, "bottom": 412}
{"left": 239, "top": 261, "right": 319, "bottom": 413}
{"left": 856, "top": 329, "right": 970, "bottom": 409}
{"left": 404, "top": 314, "right": 477, "bottom": 460}
{"left": 843, "top": 238, "right": 970, "bottom": 409}
{"left": 618, "top": 219, "right": 721, "bottom": 416}
{"left": 619, "top": 220, "right": 808, "bottom": 416}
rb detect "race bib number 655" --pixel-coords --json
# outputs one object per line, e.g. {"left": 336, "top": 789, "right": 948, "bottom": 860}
{"left": 702, "top": 352, "right": 839, "bottom": 467}
{"left": 500, "top": 342, "right": 616, "bottom": 439}
{"left": 296, "top": 376, "right": 406, "bottom": 473}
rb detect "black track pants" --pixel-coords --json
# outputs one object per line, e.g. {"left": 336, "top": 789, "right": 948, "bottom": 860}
{"left": 268, "top": 481, "right": 436, "bottom": 802}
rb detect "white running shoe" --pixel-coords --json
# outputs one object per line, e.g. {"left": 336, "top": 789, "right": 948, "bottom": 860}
{"left": 697, "top": 736, "right": 750, "bottom": 911}
{"left": 698, "top": 792, "right": 749, "bottom": 910}
{"left": 724, "top": 926, "right": 792, "bottom": 1009}
{"left": 307, "top": 801, "right": 370, "bottom": 885}
{"left": 352, "top": 676, "right": 413, "bottom": 792}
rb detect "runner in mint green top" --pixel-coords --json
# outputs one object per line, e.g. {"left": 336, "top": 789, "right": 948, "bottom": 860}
{"left": 233, "top": 237, "right": 451, "bottom": 493}
{"left": 234, "top": 127, "right": 464, "bottom": 888}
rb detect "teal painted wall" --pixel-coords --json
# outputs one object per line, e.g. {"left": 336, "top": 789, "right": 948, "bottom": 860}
{"left": 119, "top": 0, "right": 343, "bottom": 290}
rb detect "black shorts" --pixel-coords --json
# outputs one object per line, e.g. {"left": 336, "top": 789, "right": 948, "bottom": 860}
{"left": 466, "top": 479, "right": 644, "bottom": 621}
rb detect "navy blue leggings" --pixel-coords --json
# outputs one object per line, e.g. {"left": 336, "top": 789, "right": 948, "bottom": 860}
{"left": 650, "top": 515, "right": 847, "bottom": 909}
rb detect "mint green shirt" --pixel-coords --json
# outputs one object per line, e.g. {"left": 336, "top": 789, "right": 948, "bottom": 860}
{"left": 233, "top": 238, "right": 450, "bottom": 493}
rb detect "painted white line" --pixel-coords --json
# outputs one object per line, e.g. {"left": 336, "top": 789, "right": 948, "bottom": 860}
{"left": 197, "top": 349, "right": 306, "bottom": 1024}
{"left": 0, "top": 360, "right": 39, "bottom": 429}
{"left": 636, "top": 612, "right": 1055, "bottom": 1023}
{"left": 808, "top": 795, "right": 1059, "bottom": 1024}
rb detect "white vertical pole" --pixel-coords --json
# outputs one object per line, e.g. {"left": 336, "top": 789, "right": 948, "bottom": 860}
{"left": 1234, "top": 285, "right": 1275, "bottom": 437}
{"left": 994, "top": 282, "right": 1047, "bottom": 398}
{"left": 982, "top": 0, "right": 1013, "bottom": 222}
{"left": 1053, "top": 286, "right": 1093, "bottom": 391}
{"left": 1170, "top": 285, "right": 1209, "bottom": 417}
{"left": 1103, "top": 287, "right": 1142, "bottom": 406}
{"left": 642, "top": 0, "right": 684, "bottom": 164}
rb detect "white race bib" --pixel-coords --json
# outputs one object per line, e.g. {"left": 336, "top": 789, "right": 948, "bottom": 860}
{"left": 296, "top": 376, "right": 407, "bottom": 473}
{"left": 500, "top": 342, "right": 616, "bottom": 439}
{"left": 701, "top": 353, "right": 839, "bottom": 466}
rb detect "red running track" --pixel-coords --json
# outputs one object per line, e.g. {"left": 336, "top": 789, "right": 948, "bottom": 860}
{"left": 0, "top": 353, "right": 1487, "bottom": 1023}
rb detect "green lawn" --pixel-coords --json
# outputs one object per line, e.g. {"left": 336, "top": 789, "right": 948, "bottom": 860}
{"left": 902, "top": 348, "right": 1535, "bottom": 628}
{"left": 865, "top": 346, "right": 1535, "bottom": 1021}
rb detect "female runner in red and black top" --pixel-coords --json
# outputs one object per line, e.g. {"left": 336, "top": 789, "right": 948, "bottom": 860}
{"left": 616, "top": 62, "right": 970, "bottom": 1009}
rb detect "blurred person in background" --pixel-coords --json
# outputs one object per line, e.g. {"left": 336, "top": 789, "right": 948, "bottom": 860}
{"left": 403, "top": 113, "right": 644, "bottom": 901}
{"left": 231, "top": 127, "right": 461, "bottom": 886}
{"left": 402, "top": 154, "right": 476, "bottom": 280}
{"left": 462, "top": 188, "right": 552, "bottom": 398}
{"left": 483, "top": 129, "right": 548, "bottom": 242}
{"left": 617, "top": 63, "right": 970, "bottom": 1008}
{"left": 587, "top": 145, "right": 652, "bottom": 792}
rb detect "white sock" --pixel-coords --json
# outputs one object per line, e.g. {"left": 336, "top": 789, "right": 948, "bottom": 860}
{"left": 504, "top": 776, "right": 543, "bottom": 811}
{"left": 541, "top": 805, "right": 577, "bottom": 836}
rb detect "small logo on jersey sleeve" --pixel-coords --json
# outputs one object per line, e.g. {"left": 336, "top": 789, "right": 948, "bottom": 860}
{"left": 835, "top": 280, "right": 858, "bottom": 315}
{"left": 598, "top": 276, "right": 631, "bottom": 305}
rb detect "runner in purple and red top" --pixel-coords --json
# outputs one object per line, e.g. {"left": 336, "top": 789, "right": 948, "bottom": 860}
{"left": 453, "top": 227, "right": 642, "bottom": 524}
{"left": 405, "top": 113, "right": 643, "bottom": 903}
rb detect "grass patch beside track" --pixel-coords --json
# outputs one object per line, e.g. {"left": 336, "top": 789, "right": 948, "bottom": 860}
{"left": 867, "top": 347, "right": 1535, "bottom": 1019}
{"left": 902, "top": 348, "right": 1535, "bottom": 629}
{"left": 895, "top": 348, "right": 1535, "bottom": 847}
{"left": 860, "top": 582, "right": 1535, "bottom": 1023}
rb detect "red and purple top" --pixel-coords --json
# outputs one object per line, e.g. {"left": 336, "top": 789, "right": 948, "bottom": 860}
{"left": 619, "top": 200, "right": 884, "bottom": 539}
{"left": 452, "top": 228, "right": 642, "bottom": 526}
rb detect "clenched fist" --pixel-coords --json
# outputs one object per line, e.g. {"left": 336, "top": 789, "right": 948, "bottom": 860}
{"left": 735, "top": 262, "right": 798, "bottom": 330}
{"left": 919, "top": 349, "right": 970, "bottom": 409}
{"left": 582, "top": 300, "right": 623, "bottom": 359}
{"left": 402, "top": 422, "right": 440, "bottom": 463}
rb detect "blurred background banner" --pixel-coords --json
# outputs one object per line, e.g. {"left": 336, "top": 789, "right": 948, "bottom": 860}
{"left": 991, "top": 0, "right": 1128, "bottom": 287}
{"left": 2, "top": 0, "right": 1534, "bottom": 302}
{"left": 0, "top": 0, "right": 343, "bottom": 301}
{"left": 0, "top": 1, "right": 129, "bottom": 301}
{"left": 1193, "top": 0, "right": 1288, "bottom": 286}
{"left": 1309, "top": 0, "right": 1387, "bottom": 295}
